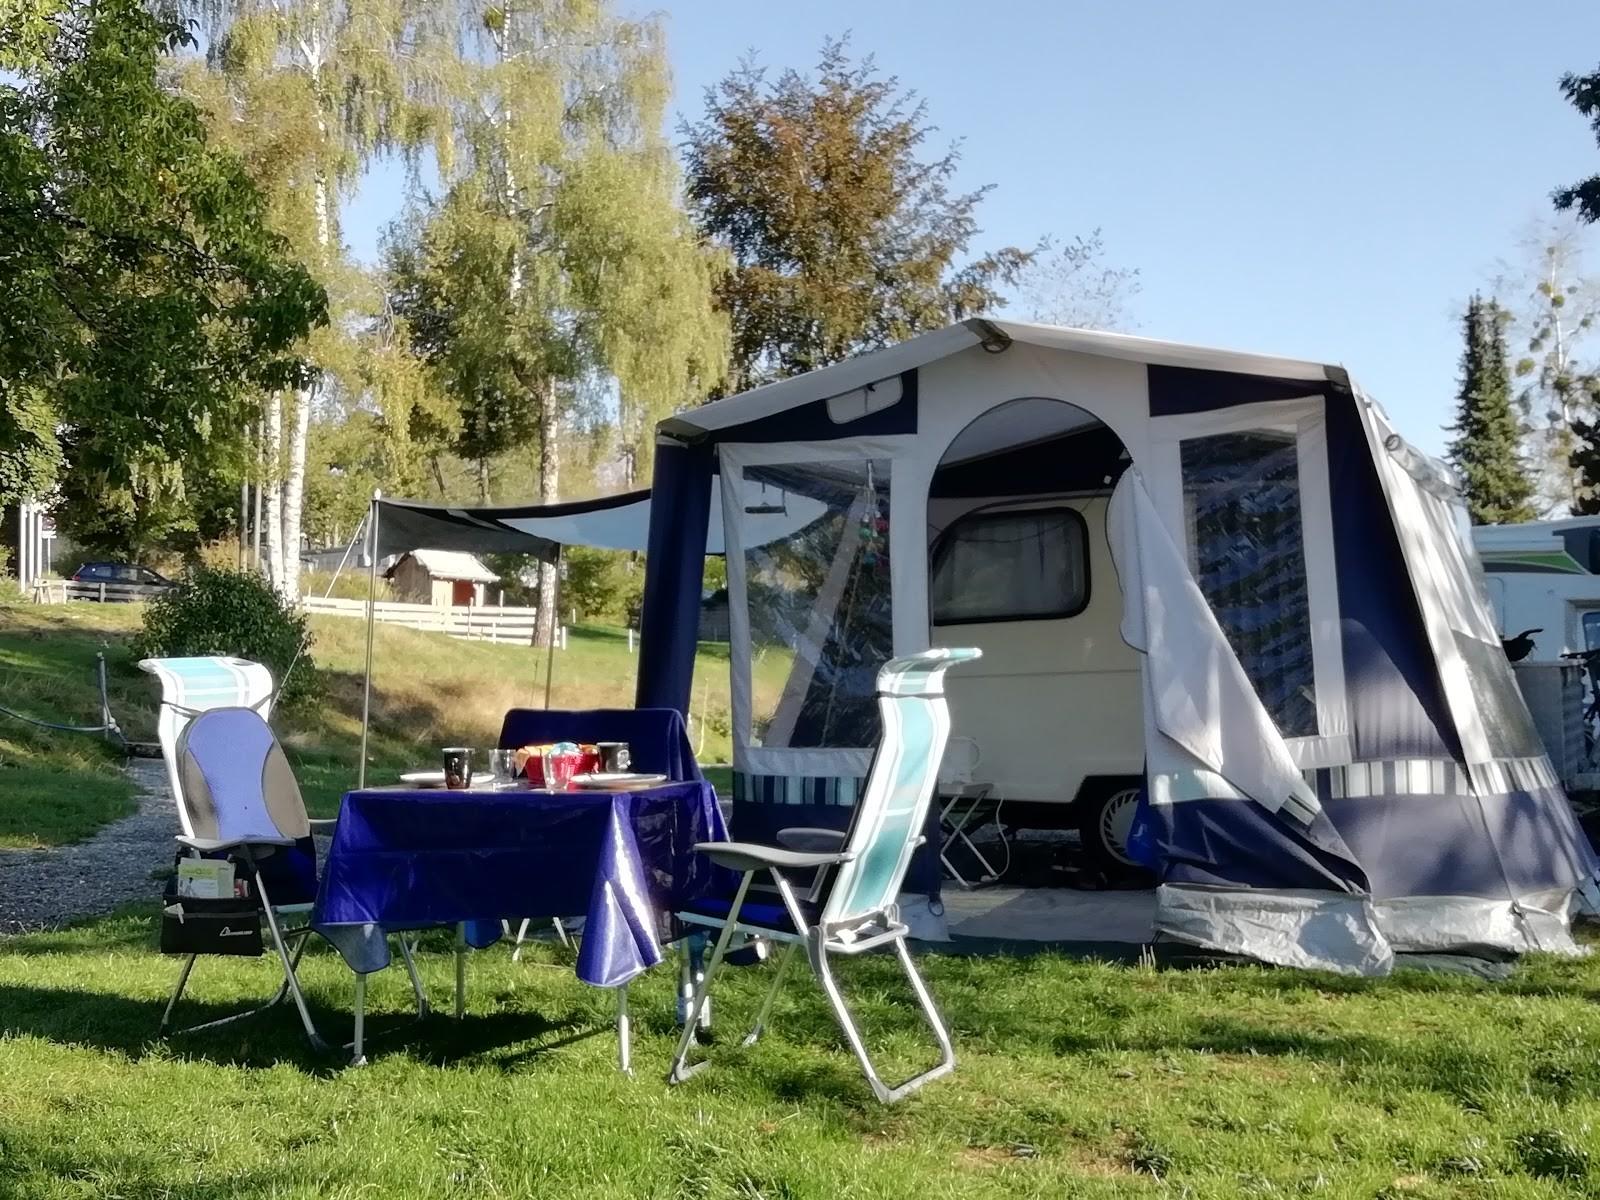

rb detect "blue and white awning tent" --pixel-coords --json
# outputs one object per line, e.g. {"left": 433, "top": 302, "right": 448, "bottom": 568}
{"left": 369, "top": 318, "right": 1600, "bottom": 974}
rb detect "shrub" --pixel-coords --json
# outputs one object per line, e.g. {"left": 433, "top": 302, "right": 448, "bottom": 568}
{"left": 135, "top": 568, "right": 317, "bottom": 707}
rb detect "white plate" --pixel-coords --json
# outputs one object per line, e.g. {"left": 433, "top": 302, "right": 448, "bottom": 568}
{"left": 571, "top": 772, "right": 668, "bottom": 791}
{"left": 399, "top": 770, "right": 448, "bottom": 788}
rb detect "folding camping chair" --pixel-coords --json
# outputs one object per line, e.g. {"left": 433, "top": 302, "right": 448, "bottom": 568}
{"left": 139, "top": 656, "right": 277, "bottom": 835}
{"left": 156, "top": 704, "right": 427, "bottom": 1055}
{"left": 669, "top": 647, "right": 981, "bottom": 1104}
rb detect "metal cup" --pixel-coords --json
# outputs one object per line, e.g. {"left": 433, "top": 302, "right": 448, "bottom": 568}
{"left": 442, "top": 747, "right": 473, "bottom": 790}
{"left": 597, "top": 742, "right": 632, "bottom": 773}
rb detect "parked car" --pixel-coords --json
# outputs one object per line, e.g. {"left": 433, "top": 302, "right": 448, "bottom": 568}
{"left": 70, "top": 562, "right": 174, "bottom": 599}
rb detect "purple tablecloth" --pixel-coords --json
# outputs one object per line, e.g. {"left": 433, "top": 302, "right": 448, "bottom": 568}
{"left": 312, "top": 781, "right": 729, "bottom": 987}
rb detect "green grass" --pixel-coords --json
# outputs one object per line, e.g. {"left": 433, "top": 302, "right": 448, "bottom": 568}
{"left": 1, "top": 914, "right": 1598, "bottom": 1197}
{"left": 0, "top": 600, "right": 747, "bottom": 837}
{"left": 0, "top": 603, "right": 146, "bottom": 847}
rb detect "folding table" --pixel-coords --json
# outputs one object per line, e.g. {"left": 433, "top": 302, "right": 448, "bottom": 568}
{"left": 312, "top": 779, "right": 731, "bottom": 1068}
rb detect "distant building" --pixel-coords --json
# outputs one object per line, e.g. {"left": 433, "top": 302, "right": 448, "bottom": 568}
{"left": 699, "top": 588, "right": 730, "bottom": 643}
{"left": 386, "top": 549, "right": 500, "bottom": 607}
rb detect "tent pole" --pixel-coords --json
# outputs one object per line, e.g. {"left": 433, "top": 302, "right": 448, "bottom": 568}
{"left": 358, "top": 490, "right": 381, "bottom": 789}
{"left": 543, "top": 545, "right": 560, "bottom": 709}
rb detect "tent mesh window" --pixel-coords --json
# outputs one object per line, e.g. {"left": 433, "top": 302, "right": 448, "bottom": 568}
{"left": 1180, "top": 430, "right": 1317, "bottom": 738}
{"left": 743, "top": 459, "right": 893, "bottom": 749}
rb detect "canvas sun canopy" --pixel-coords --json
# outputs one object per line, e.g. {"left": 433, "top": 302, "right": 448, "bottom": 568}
{"left": 371, "top": 481, "right": 825, "bottom": 561}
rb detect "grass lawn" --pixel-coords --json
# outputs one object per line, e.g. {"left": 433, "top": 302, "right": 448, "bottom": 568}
{"left": 0, "top": 914, "right": 1598, "bottom": 1198}
{"left": 0, "top": 600, "right": 752, "bottom": 839}
{"left": 0, "top": 603, "right": 147, "bottom": 847}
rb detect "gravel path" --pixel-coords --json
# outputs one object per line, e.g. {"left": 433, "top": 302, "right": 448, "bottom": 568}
{"left": 0, "top": 756, "right": 176, "bottom": 935}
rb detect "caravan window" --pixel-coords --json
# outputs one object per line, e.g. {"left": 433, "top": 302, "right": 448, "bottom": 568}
{"left": 931, "top": 507, "right": 1088, "bottom": 624}
{"left": 1180, "top": 430, "right": 1317, "bottom": 738}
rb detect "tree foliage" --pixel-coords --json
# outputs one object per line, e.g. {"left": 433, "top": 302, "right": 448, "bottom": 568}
{"left": 1555, "top": 64, "right": 1600, "bottom": 224}
{"left": 1448, "top": 295, "right": 1535, "bottom": 524}
{"left": 0, "top": 0, "right": 326, "bottom": 550}
{"left": 1014, "top": 230, "right": 1141, "bottom": 331}
{"left": 1500, "top": 227, "right": 1600, "bottom": 514}
{"left": 682, "top": 38, "right": 1034, "bottom": 388}
{"left": 388, "top": 1, "right": 728, "bottom": 482}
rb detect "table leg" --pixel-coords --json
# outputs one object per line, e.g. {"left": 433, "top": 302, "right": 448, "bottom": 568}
{"left": 454, "top": 923, "right": 466, "bottom": 1020}
{"left": 351, "top": 972, "right": 368, "bottom": 1067}
{"left": 617, "top": 983, "right": 632, "bottom": 1076}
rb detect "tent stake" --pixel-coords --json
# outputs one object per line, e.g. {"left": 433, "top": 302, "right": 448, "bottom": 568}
{"left": 543, "top": 545, "right": 561, "bottom": 709}
{"left": 358, "top": 490, "right": 381, "bottom": 789}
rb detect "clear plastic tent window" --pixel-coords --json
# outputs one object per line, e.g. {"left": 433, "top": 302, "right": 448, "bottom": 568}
{"left": 743, "top": 459, "right": 893, "bottom": 750}
{"left": 1180, "top": 430, "right": 1317, "bottom": 738}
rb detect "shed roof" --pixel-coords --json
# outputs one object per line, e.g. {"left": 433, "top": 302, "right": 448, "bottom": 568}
{"left": 393, "top": 548, "right": 500, "bottom": 584}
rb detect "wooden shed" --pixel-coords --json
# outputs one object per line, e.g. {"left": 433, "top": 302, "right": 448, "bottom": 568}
{"left": 386, "top": 549, "right": 500, "bottom": 607}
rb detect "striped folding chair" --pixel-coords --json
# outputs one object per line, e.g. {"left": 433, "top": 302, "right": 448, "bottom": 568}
{"left": 139, "top": 657, "right": 276, "bottom": 837}
{"left": 669, "top": 647, "right": 981, "bottom": 1104}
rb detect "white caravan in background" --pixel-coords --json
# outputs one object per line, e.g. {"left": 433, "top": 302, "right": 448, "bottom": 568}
{"left": 1473, "top": 516, "right": 1600, "bottom": 662}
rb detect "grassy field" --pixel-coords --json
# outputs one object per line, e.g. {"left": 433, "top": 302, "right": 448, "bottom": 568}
{"left": 0, "top": 600, "right": 752, "bottom": 840}
{"left": 0, "top": 913, "right": 1597, "bottom": 1198}
{"left": 0, "top": 603, "right": 147, "bottom": 846}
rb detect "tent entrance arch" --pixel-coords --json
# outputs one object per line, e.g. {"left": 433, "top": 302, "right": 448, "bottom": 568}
{"left": 926, "top": 397, "right": 1144, "bottom": 870}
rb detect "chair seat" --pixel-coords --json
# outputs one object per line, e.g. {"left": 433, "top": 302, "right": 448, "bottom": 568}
{"left": 680, "top": 890, "right": 819, "bottom": 937}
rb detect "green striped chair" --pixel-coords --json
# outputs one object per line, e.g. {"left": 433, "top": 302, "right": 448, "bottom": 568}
{"left": 670, "top": 646, "right": 981, "bottom": 1104}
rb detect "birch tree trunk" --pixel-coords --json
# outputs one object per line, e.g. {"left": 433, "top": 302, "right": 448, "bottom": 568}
{"left": 281, "top": 382, "right": 313, "bottom": 599}
{"left": 534, "top": 381, "right": 559, "bottom": 648}
{"left": 263, "top": 391, "right": 285, "bottom": 591}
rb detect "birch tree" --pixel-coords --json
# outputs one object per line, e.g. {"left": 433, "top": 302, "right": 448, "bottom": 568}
{"left": 389, "top": 0, "right": 727, "bottom": 645}
{"left": 182, "top": 0, "right": 439, "bottom": 596}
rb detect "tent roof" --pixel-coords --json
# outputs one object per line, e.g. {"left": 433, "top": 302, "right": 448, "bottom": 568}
{"left": 659, "top": 318, "right": 1338, "bottom": 440}
{"left": 393, "top": 548, "right": 500, "bottom": 583}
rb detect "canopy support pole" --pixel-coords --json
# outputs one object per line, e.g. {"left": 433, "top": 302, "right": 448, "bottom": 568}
{"left": 358, "top": 490, "right": 381, "bottom": 789}
{"left": 543, "top": 545, "right": 561, "bottom": 709}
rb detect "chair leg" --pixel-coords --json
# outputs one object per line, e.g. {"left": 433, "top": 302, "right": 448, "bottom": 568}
{"left": 742, "top": 943, "right": 797, "bottom": 1047}
{"left": 158, "top": 931, "right": 313, "bottom": 1039}
{"left": 159, "top": 954, "right": 198, "bottom": 1036}
{"left": 396, "top": 935, "right": 428, "bottom": 1018}
{"left": 253, "top": 868, "right": 329, "bottom": 1053}
{"left": 808, "top": 935, "right": 956, "bottom": 1104}
{"left": 668, "top": 872, "right": 753, "bottom": 1085}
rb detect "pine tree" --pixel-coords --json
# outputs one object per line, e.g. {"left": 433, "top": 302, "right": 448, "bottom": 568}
{"left": 1448, "top": 295, "right": 1535, "bottom": 524}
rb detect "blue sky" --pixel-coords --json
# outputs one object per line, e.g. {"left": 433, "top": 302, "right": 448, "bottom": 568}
{"left": 345, "top": 1, "right": 1600, "bottom": 454}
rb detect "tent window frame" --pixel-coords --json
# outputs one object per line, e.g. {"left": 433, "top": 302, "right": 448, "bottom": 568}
{"left": 1146, "top": 395, "right": 1351, "bottom": 767}
{"left": 929, "top": 505, "right": 1090, "bottom": 625}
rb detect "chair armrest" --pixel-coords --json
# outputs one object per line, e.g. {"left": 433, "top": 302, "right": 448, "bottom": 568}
{"left": 176, "top": 834, "right": 295, "bottom": 854}
{"left": 694, "top": 840, "right": 853, "bottom": 874}
{"left": 307, "top": 818, "right": 337, "bottom": 834}
{"left": 775, "top": 827, "right": 849, "bottom": 854}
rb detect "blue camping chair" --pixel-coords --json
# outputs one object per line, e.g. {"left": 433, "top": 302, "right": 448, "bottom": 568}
{"left": 159, "top": 706, "right": 426, "bottom": 1056}
{"left": 669, "top": 647, "right": 981, "bottom": 1104}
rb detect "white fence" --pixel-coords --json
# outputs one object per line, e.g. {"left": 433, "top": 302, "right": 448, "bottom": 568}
{"left": 32, "top": 579, "right": 171, "bottom": 604}
{"left": 301, "top": 595, "right": 560, "bottom": 645}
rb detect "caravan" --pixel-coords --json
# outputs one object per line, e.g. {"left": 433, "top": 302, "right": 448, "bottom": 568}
{"left": 631, "top": 319, "right": 1600, "bottom": 974}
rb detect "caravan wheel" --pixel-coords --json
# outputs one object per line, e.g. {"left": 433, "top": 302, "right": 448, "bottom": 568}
{"left": 1075, "top": 778, "right": 1150, "bottom": 883}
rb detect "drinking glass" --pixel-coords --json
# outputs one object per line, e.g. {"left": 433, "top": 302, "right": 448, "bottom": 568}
{"left": 489, "top": 748, "right": 519, "bottom": 789}
{"left": 441, "top": 746, "right": 473, "bottom": 790}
